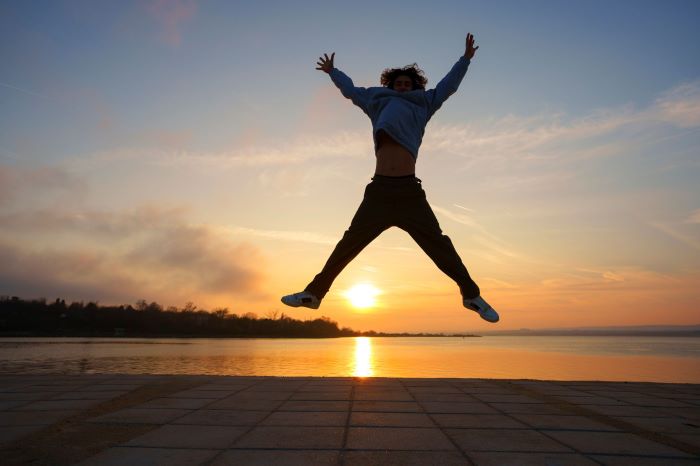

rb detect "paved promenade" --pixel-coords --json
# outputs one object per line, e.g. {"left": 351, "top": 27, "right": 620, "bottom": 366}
{"left": 0, "top": 375, "right": 698, "bottom": 465}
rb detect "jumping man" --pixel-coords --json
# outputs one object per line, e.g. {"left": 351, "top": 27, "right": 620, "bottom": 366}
{"left": 281, "top": 33, "right": 499, "bottom": 323}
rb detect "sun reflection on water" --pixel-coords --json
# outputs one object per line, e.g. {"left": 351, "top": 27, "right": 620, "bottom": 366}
{"left": 353, "top": 337, "right": 373, "bottom": 377}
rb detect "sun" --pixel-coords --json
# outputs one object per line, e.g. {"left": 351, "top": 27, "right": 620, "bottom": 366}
{"left": 344, "top": 283, "right": 380, "bottom": 309}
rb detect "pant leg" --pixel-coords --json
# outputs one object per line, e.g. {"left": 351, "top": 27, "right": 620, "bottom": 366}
{"left": 396, "top": 186, "right": 480, "bottom": 299}
{"left": 305, "top": 185, "right": 390, "bottom": 300}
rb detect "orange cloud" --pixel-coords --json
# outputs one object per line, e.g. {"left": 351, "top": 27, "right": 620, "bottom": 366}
{"left": 0, "top": 205, "right": 268, "bottom": 307}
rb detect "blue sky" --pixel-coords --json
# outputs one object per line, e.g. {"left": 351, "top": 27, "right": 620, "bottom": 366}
{"left": 1, "top": 0, "right": 699, "bottom": 331}
{"left": 4, "top": 0, "right": 700, "bottom": 158}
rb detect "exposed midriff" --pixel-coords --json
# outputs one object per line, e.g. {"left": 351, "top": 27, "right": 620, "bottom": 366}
{"left": 374, "top": 130, "right": 416, "bottom": 176}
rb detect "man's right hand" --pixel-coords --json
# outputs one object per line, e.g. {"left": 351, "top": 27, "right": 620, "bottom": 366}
{"left": 316, "top": 52, "right": 335, "bottom": 73}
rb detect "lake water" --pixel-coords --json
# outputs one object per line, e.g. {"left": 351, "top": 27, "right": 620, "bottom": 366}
{"left": 1, "top": 336, "right": 698, "bottom": 383}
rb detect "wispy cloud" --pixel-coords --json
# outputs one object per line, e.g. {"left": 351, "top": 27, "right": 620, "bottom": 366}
{"left": 424, "top": 81, "right": 700, "bottom": 165}
{"left": 431, "top": 204, "right": 524, "bottom": 263}
{"left": 653, "top": 81, "right": 700, "bottom": 128}
{"left": 539, "top": 266, "right": 691, "bottom": 293}
{"left": 0, "top": 81, "right": 50, "bottom": 100}
{"left": 70, "top": 80, "right": 700, "bottom": 175}
{"left": 71, "top": 131, "right": 370, "bottom": 170}
{"left": 0, "top": 164, "right": 86, "bottom": 206}
{"left": 648, "top": 221, "right": 700, "bottom": 251}
{"left": 226, "top": 225, "right": 338, "bottom": 246}
{"left": 685, "top": 209, "right": 700, "bottom": 224}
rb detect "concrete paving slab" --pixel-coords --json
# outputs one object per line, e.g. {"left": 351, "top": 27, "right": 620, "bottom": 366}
{"left": 0, "top": 425, "right": 45, "bottom": 445}
{"left": 88, "top": 407, "right": 190, "bottom": 424}
{"left": 278, "top": 400, "right": 350, "bottom": 412}
{"left": 254, "top": 381, "right": 307, "bottom": 391}
{"left": 0, "top": 400, "right": 29, "bottom": 410}
{"left": 353, "top": 400, "right": 424, "bottom": 412}
{"left": 546, "top": 430, "right": 692, "bottom": 456}
{"left": 670, "top": 434, "right": 700, "bottom": 448}
{"left": 468, "top": 451, "right": 599, "bottom": 465}
{"left": 350, "top": 411, "right": 434, "bottom": 427}
{"left": 473, "top": 393, "right": 547, "bottom": 404}
{"left": 408, "top": 386, "right": 463, "bottom": 395}
{"left": 352, "top": 390, "right": 412, "bottom": 401}
{"left": 621, "top": 396, "right": 695, "bottom": 408}
{"left": 262, "top": 410, "right": 347, "bottom": 426}
{"left": 585, "top": 404, "right": 673, "bottom": 417}
{"left": 431, "top": 413, "right": 528, "bottom": 429}
{"left": 661, "top": 407, "right": 700, "bottom": 420}
{"left": 210, "top": 449, "right": 340, "bottom": 466}
{"left": 446, "top": 428, "right": 573, "bottom": 452}
{"left": 13, "top": 398, "right": 103, "bottom": 411}
{"left": 171, "top": 408, "right": 270, "bottom": 426}
{"left": 0, "top": 391, "right": 52, "bottom": 401}
{"left": 25, "top": 384, "right": 85, "bottom": 392}
{"left": 411, "top": 393, "right": 475, "bottom": 402}
{"left": 195, "top": 383, "right": 253, "bottom": 391}
{"left": 347, "top": 426, "right": 456, "bottom": 450}
{"left": 225, "top": 390, "right": 295, "bottom": 401}
{"left": 136, "top": 397, "right": 213, "bottom": 409}
{"left": 420, "top": 401, "right": 499, "bottom": 414}
{"left": 554, "top": 395, "right": 629, "bottom": 406}
{"left": 343, "top": 450, "right": 468, "bottom": 465}
{"left": 233, "top": 425, "right": 344, "bottom": 449}
{"left": 158, "top": 388, "right": 230, "bottom": 399}
{"left": 290, "top": 390, "right": 352, "bottom": 400}
{"left": 50, "top": 390, "right": 129, "bottom": 400}
{"left": 0, "top": 409, "right": 77, "bottom": 426}
{"left": 510, "top": 413, "right": 620, "bottom": 431}
{"left": 78, "top": 446, "right": 219, "bottom": 466}
{"left": 124, "top": 424, "right": 247, "bottom": 448}
{"left": 489, "top": 402, "right": 572, "bottom": 415}
{"left": 206, "top": 398, "right": 281, "bottom": 410}
{"left": 591, "top": 456, "right": 700, "bottom": 465}
{"left": 0, "top": 375, "right": 698, "bottom": 465}
{"left": 615, "top": 416, "right": 700, "bottom": 434}
{"left": 77, "top": 384, "right": 143, "bottom": 391}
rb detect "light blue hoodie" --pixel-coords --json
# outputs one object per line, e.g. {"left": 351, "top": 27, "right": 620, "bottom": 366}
{"left": 328, "top": 56, "right": 470, "bottom": 160}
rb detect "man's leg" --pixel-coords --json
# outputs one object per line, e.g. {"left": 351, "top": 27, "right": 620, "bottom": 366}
{"left": 304, "top": 187, "right": 389, "bottom": 301}
{"left": 397, "top": 189, "right": 480, "bottom": 299}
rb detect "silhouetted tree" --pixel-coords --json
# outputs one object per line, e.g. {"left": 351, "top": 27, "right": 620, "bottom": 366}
{"left": 0, "top": 296, "right": 363, "bottom": 338}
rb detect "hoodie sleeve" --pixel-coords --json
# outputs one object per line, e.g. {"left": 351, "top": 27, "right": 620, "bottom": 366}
{"left": 329, "top": 68, "right": 372, "bottom": 115}
{"left": 425, "top": 56, "right": 470, "bottom": 119}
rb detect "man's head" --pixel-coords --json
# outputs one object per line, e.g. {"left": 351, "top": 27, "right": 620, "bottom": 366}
{"left": 380, "top": 63, "right": 427, "bottom": 92}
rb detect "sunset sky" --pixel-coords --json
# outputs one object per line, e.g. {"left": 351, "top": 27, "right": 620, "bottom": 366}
{"left": 1, "top": 0, "right": 699, "bottom": 332}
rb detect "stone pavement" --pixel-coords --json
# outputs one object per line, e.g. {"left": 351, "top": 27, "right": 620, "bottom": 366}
{"left": 0, "top": 375, "right": 699, "bottom": 465}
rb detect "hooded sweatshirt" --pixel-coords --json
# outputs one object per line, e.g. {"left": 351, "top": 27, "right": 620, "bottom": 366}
{"left": 328, "top": 56, "right": 470, "bottom": 160}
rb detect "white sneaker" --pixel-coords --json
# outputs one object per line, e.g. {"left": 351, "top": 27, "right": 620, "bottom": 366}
{"left": 281, "top": 291, "right": 321, "bottom": 309}
{"left": 463, "top": 296, "right": 499, "bottom": 323}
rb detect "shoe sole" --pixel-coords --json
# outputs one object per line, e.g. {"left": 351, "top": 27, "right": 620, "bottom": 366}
{"left": 281, "top": 297, "right": 319, "bottom": 310}
{"left": 464, "top": 305, "right": 499, "bottom": 323}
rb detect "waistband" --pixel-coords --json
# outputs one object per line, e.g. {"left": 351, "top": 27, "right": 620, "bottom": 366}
{"left": 371, "top": 174, "right": 422, "bottom": 183}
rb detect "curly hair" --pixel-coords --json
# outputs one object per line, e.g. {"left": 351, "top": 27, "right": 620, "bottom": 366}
{"left": 380, "top": 63, "right": 428, "bottom": 91}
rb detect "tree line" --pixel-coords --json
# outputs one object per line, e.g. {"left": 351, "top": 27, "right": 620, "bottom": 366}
{"left": 0, "top": 296, "right": 358, "bottom": 338}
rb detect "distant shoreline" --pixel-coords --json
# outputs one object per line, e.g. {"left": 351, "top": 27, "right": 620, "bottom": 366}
{"left": 0, "top": 332, "right": 482, "bottom": 339}
{"left": 1, "top": 332, "right": 699, "bottom": 339}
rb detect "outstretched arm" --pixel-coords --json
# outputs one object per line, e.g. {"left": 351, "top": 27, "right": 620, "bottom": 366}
{"left": 425, "top": 33, "right": 478, "bottom": 118}
{"left": 316, "top": 52, "right": 371, "bottom": 114}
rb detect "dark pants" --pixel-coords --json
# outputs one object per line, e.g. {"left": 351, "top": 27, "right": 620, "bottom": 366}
{"left": 304, "top": 175, "right": 480, "bottom": 301}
